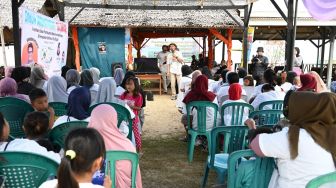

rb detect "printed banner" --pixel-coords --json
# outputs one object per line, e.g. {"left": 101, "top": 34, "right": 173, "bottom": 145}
{"left": 20, "top": 8, "right": 68, "bottom": 76}
{"left": 241, "top": 27, "right": 255, "bottom": 65}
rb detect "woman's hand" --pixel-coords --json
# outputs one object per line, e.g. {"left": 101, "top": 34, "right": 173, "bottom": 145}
{"left": 103, "top": 175, "right": 112, "bottom": 188}
{"left": 244, "top": 118, "right": 257, "bottom": 130}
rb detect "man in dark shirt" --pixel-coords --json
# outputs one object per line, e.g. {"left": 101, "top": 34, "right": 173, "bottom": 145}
{"left": 251, "top": 47, "right": 269, "bottom": 84}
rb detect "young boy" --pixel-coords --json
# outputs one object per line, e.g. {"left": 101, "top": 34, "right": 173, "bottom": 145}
{"left": 23, "top": 111, "right": 55, "bottom": 152}
{"left": 29, "top": 88, "right": 55, "bottom": 129}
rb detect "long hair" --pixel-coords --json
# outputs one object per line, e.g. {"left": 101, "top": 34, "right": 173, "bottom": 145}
{"left": 57, "top": 128, "right": 105, "bottom": 188}
{"left": 125, "top": 77, "right": 140, "bottom": 97}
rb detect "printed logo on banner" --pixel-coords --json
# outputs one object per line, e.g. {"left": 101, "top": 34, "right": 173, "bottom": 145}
{"left": 98, "top": 42, "right": 107, "bottom": 54}
{"left": 20, "top": 8, "right": 69, "bottom": 77}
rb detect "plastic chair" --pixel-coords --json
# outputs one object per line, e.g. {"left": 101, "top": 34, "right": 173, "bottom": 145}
{"left": 105, "top": 150, "right": 139, "bottom": 188}
{"left": 202, "top": 126, "right": 249, "bottom": 188}
{"left": 227, "top": 149, "right": 275, "bottom": 188}
{"left": 89, "top": 102, "right": 133, "bottom": 140}
{"left": 306, "top": 172, "right": 336, "bottom": 188}
{"left": 186, "top": 101, "right": 218, "bottom": 163}
{"left": 249, "top": 110, "right": 283, "bottom": 126}
{"left": 0, "top": 97, "right": 34, "bottom": 138}
{"left": 48, "top": 102, "right": 67, "bottom": 117}
{"left": 221, "top": 102, "right": 254, "bottom": 126}
{"left": 0, "top": 151, "right": 58, "bottom": 187}
{"left": 48, "top": 121, "right": 88, "bottom": 149}
{"left": 259, "top": 100, "right": 284, "bottom": 110}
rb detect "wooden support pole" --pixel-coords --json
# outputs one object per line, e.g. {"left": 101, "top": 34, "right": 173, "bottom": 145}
{"left": 11, "top": 0, "right": 21, "bottom": 67}
{"left": 208, "top": 34, "right": 213, "bottom": 68}
{"left": 71, "top": 27, "right": 81, "bottom": 71}
{"left": 209, "top": 28, "right": 229, "bottom": 45}
{"left": 227, "top": 29, "right": 233, "bottom": 70}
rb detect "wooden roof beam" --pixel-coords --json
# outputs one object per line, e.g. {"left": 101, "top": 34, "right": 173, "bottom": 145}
{"left": 137, "top": 32, "right": 209, "bottom": 38}
{"left": 209, "top": 28, "right": 229, "bottom": 45}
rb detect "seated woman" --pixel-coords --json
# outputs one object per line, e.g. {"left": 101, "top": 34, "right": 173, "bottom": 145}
{"left": 11, "top": 66, "right": 35, "bottom": 95}
{"left": 177, "top": 65, "right": 193, "bottom": 111}
{"left": 88, "top": 104, "right": 142, "bottom": 188}
{"left": 53, "top": 87, "right": 91, "bottom": 128}
{"left": 65, "top": 69, "right": 80, "bottom": 94}
{"left": 251, "top": 84, "right": 285, "bottom": 110}
{"left": 80, "top": 70, "right": 99, "bottom": 104}
{"left": 243, "top": 75, "right": 255, "bottom": 102}
{"left": 246, "top": 91, "right": 336, "bottom": 188}
{"left": 0, "top": 112, "right": 60, "bottom": 163}
{"left": 39, "top": 128, "right": 111, "bottom": 188}
{"left": 30, "top": 65, "right": 48, "bottom": 91}
{"left": 297, "top": 74, "right": 317, "bottom": 92}
{"left": 309, "top": 71, "right": 329, "bottom": 93}
{"left": 280, "top": 71, "right": 297, "bottom": 93}
{"left": 222, "top": 83, "right": 249, "bottom": 126}
{"left": 90, "top": 67, "right": 101, "bottom": 84}
{"left": 46, "top": 76, "right": 69, "bottom": 103}
{"left": 114, "top": 68, "right": 124, "bottom": 87}
{"left": 0, "top": 77, "right": 30, "bottom": 103}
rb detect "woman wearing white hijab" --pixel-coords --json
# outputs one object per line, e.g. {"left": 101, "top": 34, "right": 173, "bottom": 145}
{"left": 46, "top": 76, "right": 69, "bottom": 103}
{"left": 114, "top": 68, "right": 124, "bottom": 86}
{"left": 90, "top": 67, "right": 100, "bottom": 84}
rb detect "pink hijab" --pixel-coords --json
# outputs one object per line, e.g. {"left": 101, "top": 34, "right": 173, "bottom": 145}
{"left": 88, "top": 104, "right": 142, "bottom": 188}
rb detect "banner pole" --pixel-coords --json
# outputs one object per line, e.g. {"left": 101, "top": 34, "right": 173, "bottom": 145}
{"left": 0, "top": 17, "right": 7, "bottom": 67}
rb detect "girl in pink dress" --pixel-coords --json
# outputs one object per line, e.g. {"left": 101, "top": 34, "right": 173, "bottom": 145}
{"left": 120, "top": 77, "right": 143, "bottom": 153}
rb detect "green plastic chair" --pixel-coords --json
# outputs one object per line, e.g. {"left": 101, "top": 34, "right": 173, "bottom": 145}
{"left": 221, "top": 102, "right": 254, "bottom": 126}
{"left": 227, "top": 149, "right": 275, "bottom": 188}
{"left": 48, "top": 121, "right": 88, "bottom": 149}
{"left": 0, "top": 151, "right": 59, "bottom": 187}
{"left": 306, "top": 172, "right": 336, "bottom": 188}
{"left": 89, "top": 102, "right": 133, "bottom": 140}
{"left": 48, "top": 102, "right": 67, "bottom": 117}
{"left": 105, "top": 150, "right": 139, "bottom": 188}
{"left": 202, "top": 126, "right": 249, "bottom": 188}
{"left": 259, "top": 100, "right": 284, "bottom": 110}
{"left": 186, "top": 101, "right": 218, "bottom": 163}
{"left": 0, "top": 97, "right": 34, "bottom": 138}
{"left": 248, "top": 110, "right": 283, "bottom": 126}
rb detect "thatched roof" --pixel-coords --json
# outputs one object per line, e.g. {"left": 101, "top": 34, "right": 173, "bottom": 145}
{"left": 64, "top": 0, "right": 246, "bottom": 28}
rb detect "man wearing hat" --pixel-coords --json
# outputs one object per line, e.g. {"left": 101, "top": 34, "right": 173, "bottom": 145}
{"left": 251, "top": 47, "right": 269, "bottom": 84}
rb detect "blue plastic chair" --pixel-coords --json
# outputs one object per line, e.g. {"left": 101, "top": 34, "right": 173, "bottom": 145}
{"left": 306, "top": 172, "right": 336, "bottom": 188}
{"left": 221, "top": 102, "right": 254, "bottom": 126}
{"left": 186, "top": 101, "right": 218, "bottom": 163}
{"left": 201, "top": 126, "right": 249, "bottom": 188}
{"left": 227, "top": 149, "right": 275, "bottom": 188}
{"left": 249, "top": 110, "right": 283, "bottom": 126}
{"left": 259, "top": 100, "right": 284, "bottom": 110}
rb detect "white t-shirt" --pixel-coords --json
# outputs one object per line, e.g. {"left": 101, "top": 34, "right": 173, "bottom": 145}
{"left": 167, "top": 51, "right": 184, "bottom": 75}
{"left": 252, "top": 84, "right": 282, "bottom": 98}
{"left": 67, "top": 85, "right": 77, "bottom": 94}
{"left": 176, "top": 75, "right": 192, "bottom": 108}
{"left": 259, "top": 128, "right": 335, "bottom": 188}
{"left": 251, "top": 90, "right": 285, "bottom": 110}
{"left": 39, "top": 179, "right": 104, "bottom": 188}
{"left": 221, "top": 99, "right": 249, "bottom": 126}
{"left": 281, "top": 82, "right": 293, "bottom": 93}
{"left": 0, "top": 139, "right": 61, "bottom": 163}
{"left": 53, "top": 116, "right": 91, "bottom": 128}
{"left": 243, "top": 86, "right": 255, "bottom": 102}
{"left": 157, "top": 51, "right": 169, "bottom": 73}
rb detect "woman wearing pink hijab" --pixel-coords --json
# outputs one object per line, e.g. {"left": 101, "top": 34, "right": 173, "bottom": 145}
{"left": 88, "top": 104, "right": 142, "bottom": 188}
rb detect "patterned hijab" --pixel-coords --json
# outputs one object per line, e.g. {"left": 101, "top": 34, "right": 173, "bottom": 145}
{"left": 287, "top": 91, "right": 336, "bottom": 163}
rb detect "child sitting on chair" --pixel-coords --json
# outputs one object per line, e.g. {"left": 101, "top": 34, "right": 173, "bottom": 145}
{"left": 29, "top": 88, "right": 55, "bottom": 129}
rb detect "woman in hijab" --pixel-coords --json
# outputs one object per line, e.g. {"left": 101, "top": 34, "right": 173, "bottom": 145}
{"left": 90, "top": 67, "right": 101, "bottom": 84}
{"left": 65, "top": 69, "right": 80, "bottom": 94}
{"left": 46, "top": 76, "right": 68, "bottom": 103}
{"left": 61, "top": 66, "right": 71, "bottom": 79}
{"left": 246, "top": 91, "right": 336, "bottom": 188}
{"left": 11, "top": 66, "right": 35, "bottom": 95}
{"left": 80, "top": 69, "right": 99, "bottom": 104}
{"left": 30, "top": 66, "right": 47, "bottom": 90}
{"left": 297, "top": 73, "right": 317, "bottom": 92}
{"left": 221, "top": 83, "right": 249, "bottom": 126}
{"left": 0, "top": 77, "right": 30, "bottom": 103}
{"left": 88, "top": 104, "right": 142, "bottom": 188}
{"left": 53, "top": 87, "right": 91, "bottom": 128}
{"left": 309, "top": 71, "right": 329, "bottom": 93}
{"left": 114, "top": 68, "right": 124, "bottom": 86}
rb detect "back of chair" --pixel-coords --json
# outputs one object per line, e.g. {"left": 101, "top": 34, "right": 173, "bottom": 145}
{"left": 221, "top": 102, "right": 254, "bottom": 126}
{"left": 49, "top": 121, "right": 88, "bottom": 149}
{"left": 209, "top": 126, "right": 249, "bottom": 167}
{"left": 48, "top": 102, "right": 67, "bottom": 117}
{"left": 106, "top": 150, "right": 139, "bottom": 188}
{"left": 0, "top": 151, "right": 58, "bottom": 187}
{"left": 306, "top": 172, "right": 336, "bottom": 188}
{"left": 259, "top": 100, "right": 284, "bottom": 110}
{"left": 89, "top": 102, "right": 133, "bottom": 140}
{"left": 227, "top": 149, "right": 274, "bottom": 188}
{"left": 249, "top": 110, "right": 283, "bottom": 126}
{"left": 0, "top": 97, "right": 34, "bottom": 138}
{"left": 186, "top": 101, "right": 218, "bottom": 133}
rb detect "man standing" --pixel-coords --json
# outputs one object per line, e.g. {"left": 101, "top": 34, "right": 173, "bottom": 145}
{"left": 157, "top": 45, "right": 170, "bottom": 94}
{"left": 251, "top": 47, "right": 269, "bottom": 85}
{"left": 167, "top": 43, "right": 184, "bottom": 100}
